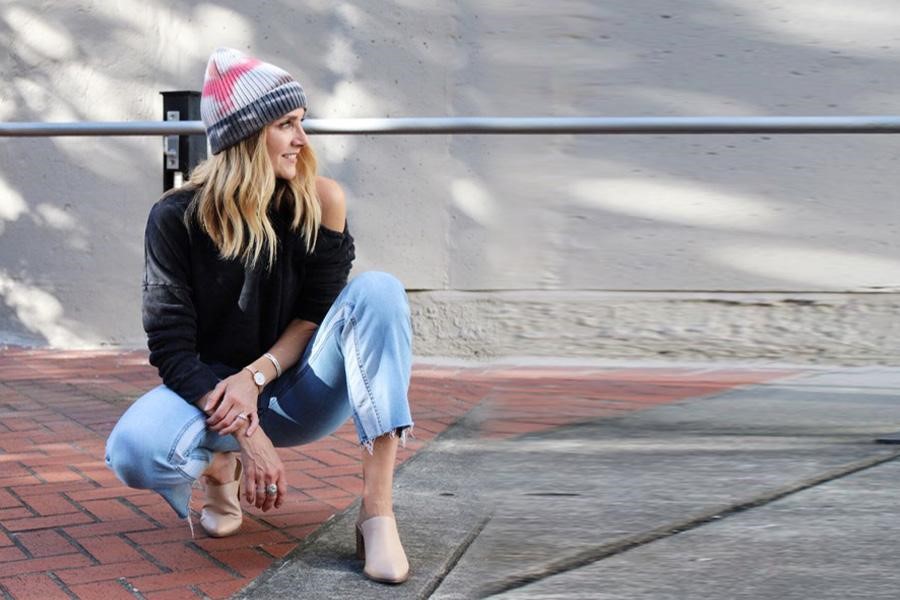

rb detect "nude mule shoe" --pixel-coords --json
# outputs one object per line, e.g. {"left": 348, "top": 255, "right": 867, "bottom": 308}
{"left": 356, "top": 515, "right": 410, "bottom": 584}
{"left": 200, "top": 455, "right": 243, "bottom": 538}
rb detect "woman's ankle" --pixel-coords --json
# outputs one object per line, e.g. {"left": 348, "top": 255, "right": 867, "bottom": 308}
{"left": 359, "top": 499, "right": 394, "bottom": 522}
{"left": 203, "top": 452, "right": 238, "bottom": 485}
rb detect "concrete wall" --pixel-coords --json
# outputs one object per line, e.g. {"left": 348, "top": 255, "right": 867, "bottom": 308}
{"left": 1, "top": 1, "right": 899, "bottom": 362}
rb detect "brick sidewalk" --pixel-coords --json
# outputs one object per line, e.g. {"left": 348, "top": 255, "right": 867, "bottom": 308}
{"left": 0, "top": 348, "right": 794, "bottom": 599}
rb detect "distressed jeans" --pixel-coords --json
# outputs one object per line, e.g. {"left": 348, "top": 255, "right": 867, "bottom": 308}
{"left": 105, "top": 271, "right": 414, "bottom": 519}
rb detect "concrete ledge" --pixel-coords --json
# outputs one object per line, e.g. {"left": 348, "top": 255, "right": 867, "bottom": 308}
{"left": 3, "top": 291, "right": 897, "bottom": 366}
{"left": 409, "top": 291, "right": 900, "bottom": 365}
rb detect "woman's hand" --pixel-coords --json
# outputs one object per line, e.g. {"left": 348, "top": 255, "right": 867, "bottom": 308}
{"left": 238, "top": 429, "right": 287, "bottom": 511}
{"left": 204, "top": 371, "right": 260, "bottom": 436}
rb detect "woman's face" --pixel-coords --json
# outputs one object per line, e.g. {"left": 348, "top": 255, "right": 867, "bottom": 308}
{"left": 265, "top": 108, "right": 308, "bottom": 180}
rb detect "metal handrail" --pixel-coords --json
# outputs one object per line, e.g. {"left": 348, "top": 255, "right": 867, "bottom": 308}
{"left": 4, "top": 116, "right": 900, "bottom": 137}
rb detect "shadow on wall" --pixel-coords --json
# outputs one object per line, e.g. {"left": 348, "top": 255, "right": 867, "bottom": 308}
{"left": 1, "top": 2, "right": 154, "bottom": 346}
{"left": 555, "top": 0, "right": 900, "bottom": 291}
{"left": 0, "top": 0, "right": 430, "bottom": 346}
{"left": 1, "top": 0, "right": 900, "bottom": 347}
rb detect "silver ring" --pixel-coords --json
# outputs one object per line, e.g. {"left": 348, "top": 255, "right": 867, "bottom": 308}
{"left": 235, "top": 413, "right": 249, "bottom": 421}
{"left": 265, "top": 483, "right": 278, "bottom": 495}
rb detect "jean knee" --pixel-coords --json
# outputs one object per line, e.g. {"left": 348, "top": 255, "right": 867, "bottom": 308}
{"left": 105, "top": 421, "right": 154, "bottom": 489}
{"left": 350, "top": 271, "right": 409, "bottom": 316}
{"left": 105, "top": 404, "right": 190, "bottom": 490}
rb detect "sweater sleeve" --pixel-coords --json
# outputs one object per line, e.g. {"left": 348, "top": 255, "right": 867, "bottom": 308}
{"left": 142, "top": 201, "right": 220, "bottom": 404}
{"left": 295, "top": 222, "right": 356, "bottom": 325}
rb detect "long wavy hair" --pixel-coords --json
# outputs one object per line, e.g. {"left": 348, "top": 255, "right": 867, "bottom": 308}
{"left": 168, "top": 129, "right": 321, "bottom": 270}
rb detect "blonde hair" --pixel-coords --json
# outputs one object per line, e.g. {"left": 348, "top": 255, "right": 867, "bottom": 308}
{"left": 169, "top": 129, "right": 321, "bottom": 270}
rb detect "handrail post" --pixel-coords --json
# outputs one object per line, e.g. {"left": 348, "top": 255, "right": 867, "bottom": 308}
{"left": 159, "top": 91, "right": 206, "bottom": 191}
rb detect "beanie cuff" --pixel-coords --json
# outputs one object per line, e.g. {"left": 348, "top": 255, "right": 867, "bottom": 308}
{"left": 206, "top": 81, "right": 308, "bottom": 155}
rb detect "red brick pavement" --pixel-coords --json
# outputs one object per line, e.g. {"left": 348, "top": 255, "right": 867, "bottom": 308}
{"left": 0, "top": 347, "right": 795, "bottom": 598}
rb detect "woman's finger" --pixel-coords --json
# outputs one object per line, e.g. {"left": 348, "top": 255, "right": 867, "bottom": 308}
{"left": 243, "top": 466, "right": 256, "bottom": 505}
{"left": 261, "top": 479, "right": 277, "bottom": 512}
{"left": 209, "top": 407, "right": 240, "bottom": 432}
{"left": 274, "top": 472, "right": 287, "bottom": 509}
{"left": 222, "top": 410, "right": 253, "bottom": 436}
{"left": 207, "top": 396, "right": 235, "bottom": 426}
{"left": 256, "top": 474, "right": 267, "bottom": 509}
{"left": 245, "top": 412, "right": 259, "bottom": 437}
{"left": 250, "top": 472, "right": 261, "bottom": 508}
{"left": 217, "top": 412, "right": 247, "bottom": 435}
{"left": 259, "top": 471, "right": 276, "bottom": 510}
{"left": 203, "top": 382, "right": 226, "bottom": 414}
{"left": 256, "top": 481, "right": 267, "bottom": 510}
{"left": 252, "top": 483, "right": 262, "bottom": 509}
{"left": 265, "top": 473, "right": 283, "bottom": 512}
{"left": 247, "top": 468, "right": 262, "bottom": 506}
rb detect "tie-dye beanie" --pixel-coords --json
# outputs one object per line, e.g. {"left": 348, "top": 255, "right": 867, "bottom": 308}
{"left": 200, "top": 47, "right": 308, "bottom": 155}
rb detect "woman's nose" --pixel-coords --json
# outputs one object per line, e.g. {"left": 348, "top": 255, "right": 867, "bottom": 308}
{"left": 293, "top": 125, "right": 308, "bottom": 146}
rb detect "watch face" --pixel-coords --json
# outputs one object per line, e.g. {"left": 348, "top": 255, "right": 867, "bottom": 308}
{"left": 253, "top": 372, "right": 266, "bottom": 386}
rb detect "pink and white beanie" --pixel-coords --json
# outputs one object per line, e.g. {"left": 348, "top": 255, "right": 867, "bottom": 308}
{"left": 200, "top": 47, "right": 308, "bottom": 155}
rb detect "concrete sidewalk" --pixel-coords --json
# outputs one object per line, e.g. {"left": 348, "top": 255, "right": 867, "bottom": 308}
{"left": 238, "top": 363, "right": 900, "bottom": 599}
{"left": 0, "top": 349, "right": 898, "bottom": 598}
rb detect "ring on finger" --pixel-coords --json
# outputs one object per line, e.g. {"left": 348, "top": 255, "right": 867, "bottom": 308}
{"left": 235, "top": 413, "right": 249, "bottom": 422}
{"left": 265, "top": 483, "right": 278, "bottom": 496}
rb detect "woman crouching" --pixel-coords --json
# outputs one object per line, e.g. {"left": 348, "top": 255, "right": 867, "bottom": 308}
{"left": 105, "top": 47, "right": 413, "bottom": 584}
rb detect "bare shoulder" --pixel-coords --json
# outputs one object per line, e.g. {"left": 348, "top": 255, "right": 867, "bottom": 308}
{"left": 315, "top": 176, "right": 347, "bottom": 232}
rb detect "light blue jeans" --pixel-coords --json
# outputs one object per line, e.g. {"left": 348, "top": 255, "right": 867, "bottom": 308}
{"left": 105, "top": 271, "right": 414, "bottom": 519}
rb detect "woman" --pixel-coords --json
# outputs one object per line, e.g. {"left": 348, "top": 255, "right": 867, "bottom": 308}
{"left": 105, "top": 47, "right": 413, "bottom": 584}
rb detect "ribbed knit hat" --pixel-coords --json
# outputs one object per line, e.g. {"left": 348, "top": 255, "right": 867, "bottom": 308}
{"left": 201, "top": 47, "right": 308, "bottom": 154}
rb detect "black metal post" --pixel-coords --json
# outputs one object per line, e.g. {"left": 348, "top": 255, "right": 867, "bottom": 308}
{"left": 160, "top": 91, "right": 206, "bottom": 191}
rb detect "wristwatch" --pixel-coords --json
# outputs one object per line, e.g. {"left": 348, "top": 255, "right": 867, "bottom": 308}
{"left": 243, "top": 365, "right": 267, "bottom": 390}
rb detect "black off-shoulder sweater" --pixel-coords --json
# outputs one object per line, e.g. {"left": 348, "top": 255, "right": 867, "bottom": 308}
{"left": 142, "top": 189, "right": 355, "bottom": 404}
